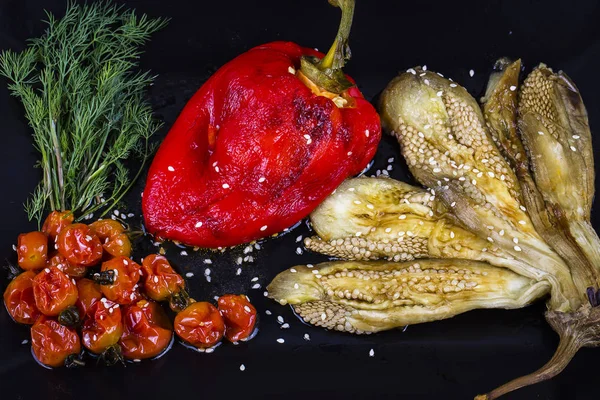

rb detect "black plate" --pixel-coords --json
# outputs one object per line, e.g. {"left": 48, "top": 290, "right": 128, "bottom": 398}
{"left": 2, "top": 0, "right": 600, "bottom": 399}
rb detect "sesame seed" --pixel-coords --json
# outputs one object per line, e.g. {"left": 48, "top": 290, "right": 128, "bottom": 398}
{"left": 236, "top": 268, "right": 242, "bottom": 275}
{"left": 321, "top": 313, "right": 327, "bottom": 320}
{"left": 538, "top": 131, "right": 544, "bottom": 135}
{"left": 407, "top": 68, "right": 416, "bottom": 75}
{"left": 21, "top": 339, "right": 28, "bottom": 345}
{"left": 215, "top": 166, "right": 220, "bottom": 172}
{"left": 436, "top": 90, "right": 443, "bottom": 97}
{"left": 260, "top": 225, "right": 267, "bottom": 231}
{"left": 469, "top": 69, "right": 475, "bottom": 77}
{"left": 204, "top": 268, "right": 211, "bottom": 276}
{"left": 296, "top": 247, "right": 303, "bottom": 255}
{"left": 509, "top": 85, "right": 517, "bottom": 91}
{"left": 487, "top": 237, "right": 494, "bottom": 242}
{"left": 265, "top": 310, "right": 272, "bottom": 315}
{"left": 133, "top": 359, "right": 141, "bottom": 363}
{"left": 365, "top": 130, "right": 370, "bottom": 137}
{"left": 347, "top": 151, "right": 353, "bottom": 156}
{"left": 450, "top": 83, "right": 457, "bottom": 88}
{"left": 240, "top": 364, "right": 246, "bottom": 371}
{"left": 514, "top": 245, "right": 522, "bottom": 252}
{"left": 499, "top": 229, "right": 505, "bottom": 236}
{"left": 206, "top": 276, "right": 212, "bottom": 283}
{"left": 366, "top": 204, "right": 374, "bottom": 209}
{"left": 185, "top": 272, "right": 194, "bottom": 278}
{"left": 222, "top": 183, "right": 230, "bottom": 189}
{"left": 450, "top": 231, "right": 455, "bottom": 238}
{"left": 422, "top": 65, "right": 427, "bottom": 71}
{"left": 264, "top": 291, "right": 269, "bottom": 297}
{"left": 180, "top": 250, "right": 188, "bottom": 256}
{"left": 127, "top": 213, "right": 135, "bottom": 218}
{"left": 120, "top": 213, "right": 127, "bottom": 220}
{"left": 451, "top": 202, "right": 456, "bottom": 207}
{"left": 277, "top": 338, "right": 285, "bottom": 344}
{"left": 518, "top": 220, "right": 526, "bottom": 225}
{"left": 304, "top": 334, "right": 311, "bottom": 341}
{"left": 44, "top": 268, "right": 50, "bottom": 273}
{"left": 288, "top": 66, "right": 295, "bottom": 74}
{"left": 399, "top": 214, "right": 406, "bottom": 219}
{"left": 573, "top": 135, "right": 580, "bottom": 139}
{"left": 244, "top": 306, "right": 252, "bottom": 313}
{"left": 294, "top": 283, "right": 299, "bottom": 289}
{"left": 167, "top": 166, "right": 175, "bottom": 172}
{"left": 433, "top": 168, "right": 441, "bottom": 173}
{"left": 570, "top": 146, "right": 577, "bottom": 152}
{"left": 252, "top": 283, "right": 261, "bottom": 289}
{"left": 11, "top": 244, "right": 16, "bottom": 251}
{"left": 281, "top": 323, "right": 290, "bottom": 329}
{"left": 520, "top": 205, "right": 527, "bottom": 211}
{"left": 424, "top": 79, "right": 430, "bottom": 85}
{"left": 369, "top": 349, "right": 375, "bottom": 357}
{"left": 204, "top": 259, "right": 212, "bottom": 265}
{"left": 513, "top": 237, "right": 519, "bottom": 244}
{"left": 353, "top": 200, "right": 361, "bottom": 205}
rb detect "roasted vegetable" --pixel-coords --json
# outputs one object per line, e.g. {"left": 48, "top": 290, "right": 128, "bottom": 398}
{"left": 268, "top": 260, "right": 549, "bottom": 333}
{"left": 306, "top": 177, "right": 543, "bottom": 274}
{"left": 142, "top": 0, "right": 381, "bottom": 248}
{"left": 276, "top": 61, "right": 600, "bottom": 398}
{"left": 378, "top": 67, "right": 580, "bottom": 312}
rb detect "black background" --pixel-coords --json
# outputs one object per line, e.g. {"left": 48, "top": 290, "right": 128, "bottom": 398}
{"left": 1, "top": 0, "right": 600, "bottom": 399}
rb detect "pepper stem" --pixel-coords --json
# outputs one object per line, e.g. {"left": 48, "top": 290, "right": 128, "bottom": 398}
{"left": 318, "top": 0, "right": 355, "bottom": 71}
{"left": 299, "top": 0, "right": 356, "bottom": 94}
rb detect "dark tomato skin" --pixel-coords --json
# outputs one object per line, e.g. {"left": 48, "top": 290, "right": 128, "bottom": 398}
{"left": 89, "top": 220, "right": 131, "bottom": 258}
{"left": 31, "top": 316, "right": 81, "bottom": 367}
{"left": 3, "top": 271, "right": 41, "bottom": 325}
{"left": 218, "top": 294, "right": 257, "bottom": 342}
{"left": 75, "top": 278, "right": 103, "bottom": 317}
{"left": 17, "top": 231, "right": 48, "bottom": 270}
{"left": 82, "top": 299, "right": 123, "bottom": 354}
{"left": 56, "top": 224, "right": 103, "bottom": 267}
{"left": 48, "top": 253, "right": 87, "bottom": 279}
{"left": 141, "top": 254, "right": 185, "bottom": 302}
{"left": 119, "top": 300, "right": 173, "bottom": 360}
{"left": 32, "top": 266, "right": 78, "bottom": 317}
{"left": 42, "top": 211, "right": 74, "bottom": 242}
{"left": 174, "top": 302, "right": 224, "bottom": 349}
{"left": 100, "top": 257, "right": 142, "bottom": 305}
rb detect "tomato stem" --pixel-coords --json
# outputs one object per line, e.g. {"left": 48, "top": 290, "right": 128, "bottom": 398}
{"left": 169, "top": 288, "right": 191, "bottom": 312}
{"left": 92, "top": 269, "right": 116, "bottom": 285}
{"left": 64, "top": 354, "right": 85, "bottom": 368}
{"left": 100, "top": 344, "right": 125, "bottom": 366}
{"left": 58, "top": 306, "right": 81, "bottom": 327}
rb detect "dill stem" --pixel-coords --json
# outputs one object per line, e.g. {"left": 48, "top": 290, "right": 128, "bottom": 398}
{"left": 49, "top": 119, "right": 65, "bottom": 210}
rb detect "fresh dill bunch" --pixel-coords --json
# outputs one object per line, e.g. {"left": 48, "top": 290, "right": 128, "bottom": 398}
{"left": 0, "top": 1, "right": 168, "bottom": 224}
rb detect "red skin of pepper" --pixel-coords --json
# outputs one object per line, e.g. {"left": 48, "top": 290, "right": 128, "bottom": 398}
{"left": 143, "top": 41, "right": 381, "bottom": 248}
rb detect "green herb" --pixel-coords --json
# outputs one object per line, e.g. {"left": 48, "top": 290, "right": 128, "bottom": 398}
{"left": 0, "top": 1, "right": 168, "bottom": 224}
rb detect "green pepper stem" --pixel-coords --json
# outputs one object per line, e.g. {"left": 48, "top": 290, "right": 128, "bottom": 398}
{"left": 318, "top": 0, "right": 355, "bottom": 71}
{"left": 299, "top": 0, "right": 356, "bottom": 94}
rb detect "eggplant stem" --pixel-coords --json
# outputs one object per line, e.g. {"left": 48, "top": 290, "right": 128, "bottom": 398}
{"left": 476, "top": 336, "right": 579, "bottom": 400}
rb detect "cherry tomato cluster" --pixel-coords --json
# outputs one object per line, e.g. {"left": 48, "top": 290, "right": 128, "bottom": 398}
{"left": 3, "top": 211, "right": 258, "bottom": 368}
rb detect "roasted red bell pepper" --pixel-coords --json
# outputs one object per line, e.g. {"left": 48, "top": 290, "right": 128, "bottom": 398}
{"left": 142, "top": 0, "right": 380, "bottom": 247}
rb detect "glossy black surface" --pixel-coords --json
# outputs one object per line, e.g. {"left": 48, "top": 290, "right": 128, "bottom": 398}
{"left": 1, "top": 0, "right": 600, "bottom": 399}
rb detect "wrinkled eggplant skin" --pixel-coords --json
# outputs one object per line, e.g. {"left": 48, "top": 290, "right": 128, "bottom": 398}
{"left": 379, "top": 68, "right": 579, "bottom": 311}
{"left": 480, "top": 61, "right": 600, "bottom": 299}
{"left": 515, "top": 65, "right": 600, "bottom": 291}
{"left": 267, "top": 260, "right": 549, "bottom": 334}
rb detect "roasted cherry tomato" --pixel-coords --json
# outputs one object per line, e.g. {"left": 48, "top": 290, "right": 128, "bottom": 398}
{"left": 141, "top": 254, "right": 188, "bottom": 311}
{"left": 3, "top": 271, "right": 41, "bottom": 324}
{"left": 82, "top": 298, "right": 123, "bottom": 354}
{"left": 174, "top": 302, "right": 224, "bottom": 349}
{"left": 17, "top": 231, "right": 48, "bottom": 270}
{"left": 218, "top": 294, "right": 257, "bottom": 342}
{"left": 103, "top": 233, "right": 132, "bottom": 258}
{"left": 89, "top": 219, "right": 125, "bottom": 239}
{"left": 48, "top": 253, "right": 87, "bottom": 279}
{"left": 119, "top": 300, "right": 172, "bottom": 360}
{"left": 31, "top": 316, "right": 81, "bottom": 368}
{"left": 89, "top": 220, "right": 131, "bottom": 258}
{"left": 75, "top": 278, "right": 103, "bottom": 316}
{"left": 99, "top": 256, "right": 142, "bottom": 305}
{"left": 57, "top": 223, "right": 103, "bottom": 266}
{"left": 32, "top": 266, "right": 78, "bottom": 317}
{"left": 42, "top": 211, "right": 74, "bottom": 242}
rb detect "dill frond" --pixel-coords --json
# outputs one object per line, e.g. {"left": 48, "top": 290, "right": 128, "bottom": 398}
{"left": 0, "top": 1, "right": 168, "bottom": 223}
